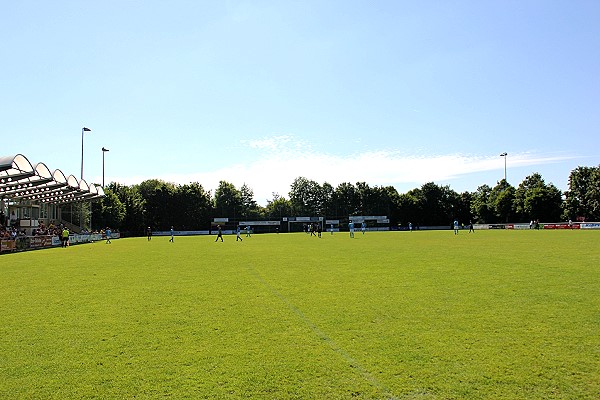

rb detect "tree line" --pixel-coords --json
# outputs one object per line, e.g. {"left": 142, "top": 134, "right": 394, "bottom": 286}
{"left": 92, "top": 165, "right": 600, "bottom": 234}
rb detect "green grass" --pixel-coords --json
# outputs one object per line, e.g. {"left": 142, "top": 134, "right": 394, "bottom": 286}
{"left": 1, "top": 230, "right": 599, "bottom": 399}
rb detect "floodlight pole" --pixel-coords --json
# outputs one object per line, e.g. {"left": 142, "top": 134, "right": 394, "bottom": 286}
{"left": 80, "top": 127, "right": 91, "bottom": 230}
{"left": 500, "top": 152, "right": 508, "bottom": 181}
{"left": 102, "top": 147, "right": 110, "bottom": 188}
{"left": 81, "top": 127, "right": 91, "bottom": 180}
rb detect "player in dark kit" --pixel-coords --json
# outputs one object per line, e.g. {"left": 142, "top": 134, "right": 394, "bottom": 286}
{"left": 147, "top": 226, "right": 152, "bottom": 241}
{"left": 215, "top": 225, "right": 223, "bottom": 242}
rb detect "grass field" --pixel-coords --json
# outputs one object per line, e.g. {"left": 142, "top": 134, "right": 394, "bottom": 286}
{"left": 1, "top": 230, "right": 599, "bottom": 399}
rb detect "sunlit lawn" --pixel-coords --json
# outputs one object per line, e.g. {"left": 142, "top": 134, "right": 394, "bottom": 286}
{"left": 1, "top": 230, "right": 598, "bottom": 399}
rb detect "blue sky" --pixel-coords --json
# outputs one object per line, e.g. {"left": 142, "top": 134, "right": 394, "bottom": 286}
{"left": 2, "top": 1, "right": 599, "bottom": 205}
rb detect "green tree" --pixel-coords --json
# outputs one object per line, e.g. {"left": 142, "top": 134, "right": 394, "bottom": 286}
{"left": 93, "top": 190, "right": 126, "bottom": 230}
{"left": 514, "top": 173, "right": 563, "bottom": 222}
{"left": 524, "top": 185, "right": 562, "bottom": 222}
{"left": 173, "top": 182, "right": 212, "bottom": 230}
{"left": 263, "top": 192, "right": 293, "bottom": 220}
{"left": 137, "top": 179, "right": 177, "bottom": 230}
{"left": 380, "top": 186, "right": 401, "bottom": 226}
{"left": 471, "top": 185, "right": 494, "bottom": 223}
{"left": 394, "top": 183, "right": 458, "bottom": 226}
{"left": 489, "top": 179, "right": 516, "bottom": 223}
{"left": 213, "top": 181, "right": 243, "bottom": 219}
{"left": 396, "top": 190, "right": 423, "bottom": 227}
{"left": 563, "top": 166, "right": 600, "bottom": 221}
{"left": 107, "top": 182, "right": 145, "bottom": 233}
{"left": 288, "top": 177, "right": 322, "bottom": 215}
{"left": 456, "top": 191, "right": 473, "bottom": 225}
{"left": 355, "top": 182, "right": 374, "bottom": 215}
{"left": 332, "top": 182, "right": 358, "bottom": 218}
{"left": 240, "top": 183, "right": 260, "bottom": 219}
{"left": 319, "top": 182, "right": 335, "bottom": 217}
{"left": 420, "top": 182, "right": 460, "bottom": 226}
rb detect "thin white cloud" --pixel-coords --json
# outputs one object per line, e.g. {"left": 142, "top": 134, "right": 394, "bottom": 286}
{"left": 106, "top": 136, "right": 578, "bottom": 205}
{"left": 242, "top": 135, "right": 295, "bottom": 150}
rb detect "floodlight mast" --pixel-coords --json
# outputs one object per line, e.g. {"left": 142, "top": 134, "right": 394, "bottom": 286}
{"left": 102, "top": 147, "right": 110, "bottom": 188}
{"left": 81, "top": 127, "right": 91, "bottom": 180}
{"left": 500, "top": 152, "right": 508, "bottom": 181}
{"left": 80, "top": 127, "right": 91, "bottom": 230}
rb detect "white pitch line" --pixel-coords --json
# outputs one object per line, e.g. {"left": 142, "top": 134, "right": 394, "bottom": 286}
{"left": 247, "top": 265, "right": 398, "bottom": 399}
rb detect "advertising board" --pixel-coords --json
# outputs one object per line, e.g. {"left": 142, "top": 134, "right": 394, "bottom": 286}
{"left": 30, "top": 236, "right": 53, "bottom": 248}
{"left": 239, "top": 221, "right": 280, "bottom": 226}
{"left": 1, "top": 239, "right": 16, "bottom": 252}
{"left": 543, "top": 224, "right": 579, "bottom": 229}
{"left": 581, "top": 223, "right": 600, "bottom": 229}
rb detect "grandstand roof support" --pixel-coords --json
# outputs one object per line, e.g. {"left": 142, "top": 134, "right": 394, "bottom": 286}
{"left": 0, "top": 154, "right": 105, "bottom": 206}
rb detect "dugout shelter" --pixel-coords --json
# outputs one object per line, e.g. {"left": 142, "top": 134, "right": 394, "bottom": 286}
{"left": 283, "top": 216, "right": 324, "bottom": 233}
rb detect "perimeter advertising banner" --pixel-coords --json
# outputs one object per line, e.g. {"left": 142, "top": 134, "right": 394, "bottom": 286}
{"left": 285, "top": 217, "right": 323, "bottom": 222}
{"left": 15, "top": 237, "right": 29, "bottom": 251}
{"left": 29, "top": 236, "right": 53, "bottom": 248}
{"left": 506, "top": 224, "right": 530, "bottom": 230}
{"left": 155, "top": 230, "right": 211, "bottom": 236}
{"left": 1, "top": 239, "right": 16, "bottom": 252}
{"left": 350, "top": 216, "right": 388, "bottom": 223}
{"left": 543, "top": 224, "right": 580, "bottom": 229}
{"left": 0, "top": 233, "right": 118, "bottom": 253}
{"left": 239, "top": 221, "right": 280, "bottom": 226}
{"left": 295, "top": 217, "right": 312, "bottom": 222}
{"left": 581, "top": 223, "right": 600, "bottom": 229}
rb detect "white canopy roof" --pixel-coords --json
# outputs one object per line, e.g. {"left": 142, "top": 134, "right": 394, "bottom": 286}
{"left": 0, "top": 154, "right": 105, "bottom": 205}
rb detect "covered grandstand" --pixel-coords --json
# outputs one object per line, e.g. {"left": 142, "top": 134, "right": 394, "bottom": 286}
{"left": 0, "top": 153, "right": 105, "bottom": 241}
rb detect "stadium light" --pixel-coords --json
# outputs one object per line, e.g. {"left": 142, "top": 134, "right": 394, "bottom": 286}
{"left": 80, "top": 127, "right": 92, "bottom": 231}
{"left": 500, "top": 152, "right": 508, "bottom": 181}
{"left": 81, "top": 127, "right": 91, "bottom": 180}
{"left": 102, "top": 147, "right": 109, "bottom": 188}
